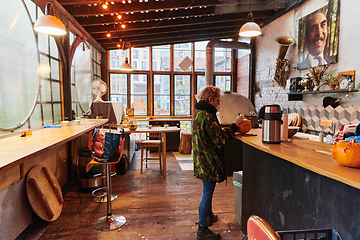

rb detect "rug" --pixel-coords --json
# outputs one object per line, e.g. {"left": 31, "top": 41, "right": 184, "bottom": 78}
{"left": 173, "top": 151, "right": 193, "bottom": 170}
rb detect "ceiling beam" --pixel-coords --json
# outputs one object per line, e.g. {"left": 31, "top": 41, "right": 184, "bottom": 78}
{"left": 83, "top": 10, "right": 274, "bottom": 34}
{"left": 91, "top": 19, "right": 245, "bottom": 40}
{"left": 97, "top": 25, "right": 240, "bottom": 44}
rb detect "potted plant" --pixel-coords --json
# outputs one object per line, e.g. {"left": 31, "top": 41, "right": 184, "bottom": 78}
{"left": 322, "top": 72, "right": 337, "bottom": 89}
{"left": 306, "top": 63, "right": 332, "bottom": 91}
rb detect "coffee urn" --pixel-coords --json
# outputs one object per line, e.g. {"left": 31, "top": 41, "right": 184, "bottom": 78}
{"left": 258, "top": 104, "right": 283, "bottom": 143}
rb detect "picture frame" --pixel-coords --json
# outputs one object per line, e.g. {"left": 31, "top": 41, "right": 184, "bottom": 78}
{"left": 297, "top": 0, "right": 340, "bottom": 70}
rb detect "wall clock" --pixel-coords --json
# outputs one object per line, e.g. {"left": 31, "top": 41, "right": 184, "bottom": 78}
{"left": 339, "top": 75, "right": 354, "bottom": 90}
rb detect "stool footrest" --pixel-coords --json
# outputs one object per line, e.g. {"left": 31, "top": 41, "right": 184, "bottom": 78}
{"left": 92, "top": 187, "right": 108, "bottom": 198}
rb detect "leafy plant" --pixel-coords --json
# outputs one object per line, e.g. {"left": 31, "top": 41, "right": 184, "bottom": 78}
{"left": 322, "top": 71, "right": 337, "bottom": 86}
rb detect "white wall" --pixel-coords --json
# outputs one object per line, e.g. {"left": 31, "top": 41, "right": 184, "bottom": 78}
{"left": 255, "top": 0, "right": 360, "bottom": 112}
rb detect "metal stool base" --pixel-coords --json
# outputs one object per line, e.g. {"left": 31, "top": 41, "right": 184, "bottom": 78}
{"left": 93, "top": 214, "right": 126, "bottom": 231}
{"left": 91, "top": 193, "right": 117, "bottom": 203}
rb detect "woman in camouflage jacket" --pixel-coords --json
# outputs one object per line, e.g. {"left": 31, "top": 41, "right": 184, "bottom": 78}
{"left": 192, "top": 86, "right": 243, "bottom": 240}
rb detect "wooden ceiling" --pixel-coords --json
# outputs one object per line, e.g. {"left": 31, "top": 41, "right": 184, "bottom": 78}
{"left": 56, "top": 0, "right": 306, "bottom": 50}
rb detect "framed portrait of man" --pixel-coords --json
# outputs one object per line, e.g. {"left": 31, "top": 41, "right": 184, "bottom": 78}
{"left": 297, "top": 0, "right": 340, "bottom": 70}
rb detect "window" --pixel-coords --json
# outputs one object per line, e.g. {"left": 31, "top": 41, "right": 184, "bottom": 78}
{"left": 0, "top": 0, "right": 62, "bottom": 135}
{"left": 131, "top": 47, "right": 149, "bottom": 70}
{"left": 174, "top": 43, "right": 192, "bottom": 72}
{"left": 196, "top": 75, "right": 206, "bottom": 93}
{"left": 110, "top": 73, "right": 127, "bottom": 106}
{"left": 131, "top": 74, "right": 148, "bottom": 115}
{"left": 174, "top": 75, "right": 191, "bottom": 116}
{"left": 108, "top": 39, "right": 239, "bottom": 118}
{"left": 154, "top": 75, "right": 170, "bottom": 115}
{"left": 153, "top": 45, "right": 170, "bottom": 71}
{"left": 110, "top": 49, "right": 129, "bottom": 70}
{"left": 214, "top": 39, "right": 232, "bottom": 72}
{"left": 215, "top": 75, "right": 231, "bottom": 92}
{"left": 133, "top": 49, "right": 139, "bottom": 59}
{"left": 195, "top": 41, "right": 208, "bottom": 72}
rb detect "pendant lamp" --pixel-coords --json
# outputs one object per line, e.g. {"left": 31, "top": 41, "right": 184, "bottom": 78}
{"left": 120, "top": 58, "right": 133, "bottom": 71}
{"left": 239, "top": 12, "right": 261, "bottom": 37}
{"left": 34, "top": 2, "right": 66, "bottom": 36}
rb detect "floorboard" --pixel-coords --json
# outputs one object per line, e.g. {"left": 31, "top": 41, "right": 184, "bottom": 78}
{"left": 20, "top": 151, "right": 244, "bottom": 240}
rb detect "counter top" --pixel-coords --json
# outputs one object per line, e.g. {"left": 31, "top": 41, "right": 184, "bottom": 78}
{"left": 238, "top": 128, "right": 360, "bottom": 190}
{"left": 1, "top": 119, "right": 108, "bottom": 171}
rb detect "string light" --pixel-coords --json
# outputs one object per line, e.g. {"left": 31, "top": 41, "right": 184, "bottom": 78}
{"left": 107, "top": 33, "right": 111, "bottom": 37}
{"left": 121, "top": 24, "right": 126, "bottom": 29}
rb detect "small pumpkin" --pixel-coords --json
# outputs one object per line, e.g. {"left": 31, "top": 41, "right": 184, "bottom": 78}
{"left": 332, "top": 138, "right": 360, "bottom": 168}
{"left": 237, "top": 119, "right": 252, "bottom": 134}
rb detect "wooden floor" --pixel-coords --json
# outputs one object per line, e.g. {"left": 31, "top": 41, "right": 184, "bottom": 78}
{"left": 21, "top": 151, "right": 244, "bottom": 240}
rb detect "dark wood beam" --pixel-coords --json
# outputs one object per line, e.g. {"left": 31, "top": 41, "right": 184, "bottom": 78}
{"left": 91, "top": 19, "right": 244, "bottom": 40}
{"left": 102, "top": 29, "right": 239, "bottom": 49}
{"left": 62, "top": 0, "right": 283, "bottom": 17}
{"left": 83, "top": 10, "right": 274, "bottom": 34}
{"left": 97, "top": 25, "right": 240, "bottom": 44}
{"left": 75, "top": 6, "right": 217, "bottom": 26}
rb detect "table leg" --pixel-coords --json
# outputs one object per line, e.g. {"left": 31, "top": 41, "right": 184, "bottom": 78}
{"left": 162, "top": 132, "right": 167, "bottom": 178}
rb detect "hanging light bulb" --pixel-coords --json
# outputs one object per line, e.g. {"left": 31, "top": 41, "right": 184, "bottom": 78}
{"left": 239, "top": 12, "right": 261, "bottom": 37}
{"left": 34, "top": 2, "right": 66, "bottom": 36}
{"left": 120, "top": 58, "right": 133, "bottom": 71}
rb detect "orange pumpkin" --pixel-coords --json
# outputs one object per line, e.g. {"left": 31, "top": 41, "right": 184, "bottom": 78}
{"left": 237, "top": 119, "right": 252, "bottom": 134}
{"left": 332, "top": 138, "right": 360, "bottom": 168}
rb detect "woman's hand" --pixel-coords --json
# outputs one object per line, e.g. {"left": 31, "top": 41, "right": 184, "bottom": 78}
{"left": 234, "top": 114, "right": 244, "bottom": 127}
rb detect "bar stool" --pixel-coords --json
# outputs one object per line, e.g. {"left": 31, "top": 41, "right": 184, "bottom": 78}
{"left": 86, "top": 130, "right": 126, "bottom": 231}
{"left": 140, "top": 132, "right": 162, "bottom": 173}
{"left": 87, "top": 130, "right": 116, "bottom": 203}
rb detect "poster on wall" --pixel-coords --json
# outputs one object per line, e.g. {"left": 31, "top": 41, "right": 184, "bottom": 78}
{"left": 297, "top": 0, "right": 340, "bottom": 70}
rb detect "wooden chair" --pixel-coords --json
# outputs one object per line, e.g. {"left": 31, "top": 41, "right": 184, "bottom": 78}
{"left": 140, "top": 132, "right": 162, "bottom": 174}
{"left": 247, "top": 215, "right": 281, "bottom": 240}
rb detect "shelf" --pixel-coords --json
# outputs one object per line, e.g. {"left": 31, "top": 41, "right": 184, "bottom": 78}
{"left": 287, "top": 89, "right": 357, "bottom": 101}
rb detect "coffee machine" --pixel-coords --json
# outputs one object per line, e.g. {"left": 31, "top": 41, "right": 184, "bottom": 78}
{"left": 258, "top": 104, "right": 283, "bottom": 144}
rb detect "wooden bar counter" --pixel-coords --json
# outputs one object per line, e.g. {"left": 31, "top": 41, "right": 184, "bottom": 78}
{"left": 0, "top": 119, "right": 107, "bottom": 239}
{"left": 236, "top": 128, "right": 360, "bottom": 239}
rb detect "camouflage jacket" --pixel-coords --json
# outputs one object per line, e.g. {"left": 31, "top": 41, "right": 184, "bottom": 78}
{"left": 192, "top": 101, "right": 238, "bottom": 182}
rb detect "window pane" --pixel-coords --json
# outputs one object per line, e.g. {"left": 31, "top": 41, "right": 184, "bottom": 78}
{"left": 215, "top": 75, "right": 231, "bottom": 92}
{"left": 131, "top": 74, "right": 148, "bottom": 115}
{"left": 72, "top": 44, "right": 92, "bottom": 113}
{"left": 214, "top": 39, "right": 232, "bottom": 72}
{"left": 174, "top": 75, "right": 191, "bottom": 115}
{"left": 109, "top": 49, "right": 129, "bottom": 70}
{"left": 110, "top": 73, "right": 127, "bottom": 106}
{"left": 152, "top": 45, "right": 170, "bottom": 71}
{"left": 0, "top": 0, "right": 39, "bottom": 131}
{"left": 174, "top": 43, "right": 192, "bottom": 72}
{"left": 154, "top": 75, "right": 170, "bottom": 115}
{"left": 51, "top": 59, "right": 59, "bottom": 80}
{"left": 196, "top": 75, "right": 206, "bottom": 93}
{"left": 195, "top": 41, "right": 209, "bottom": 72}
{"left": 131, "top": 96, "right": 147, "bottom": 115}
{"left": 131, "top": 47, "right": 149, "bottom": 70}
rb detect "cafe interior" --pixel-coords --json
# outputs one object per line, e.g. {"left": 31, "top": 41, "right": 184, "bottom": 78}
{"left": 1, "top": 0, "right": 360, "bottom": 239}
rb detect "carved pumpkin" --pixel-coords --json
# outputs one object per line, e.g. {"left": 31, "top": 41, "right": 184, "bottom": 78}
{"left": 332, "top": 138, "right": 360, "bottom": 168}
{"left": 238, "top": 119, "right": 252, "bottom": 134}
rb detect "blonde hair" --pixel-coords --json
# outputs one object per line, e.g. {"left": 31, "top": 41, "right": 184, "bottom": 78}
{"left": 195, "top": 85, "right": 220, "bottom": 101}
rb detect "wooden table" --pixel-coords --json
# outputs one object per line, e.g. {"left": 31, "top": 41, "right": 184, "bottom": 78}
{"left": 1, "top": 119, "right": 108, "bottom": 172}
{"left": 0, "top": 118, "right": 108, "bottom": 240}
{"left": 124, "top": 127, "right": 181, "bottom": 178}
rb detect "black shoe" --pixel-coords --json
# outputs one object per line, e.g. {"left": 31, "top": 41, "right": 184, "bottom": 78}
{"left": 207, "top": 212, "right": 218, "bottom": 227}
{"left": 196, "top": 225, "right": 221, "bottom": 240}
